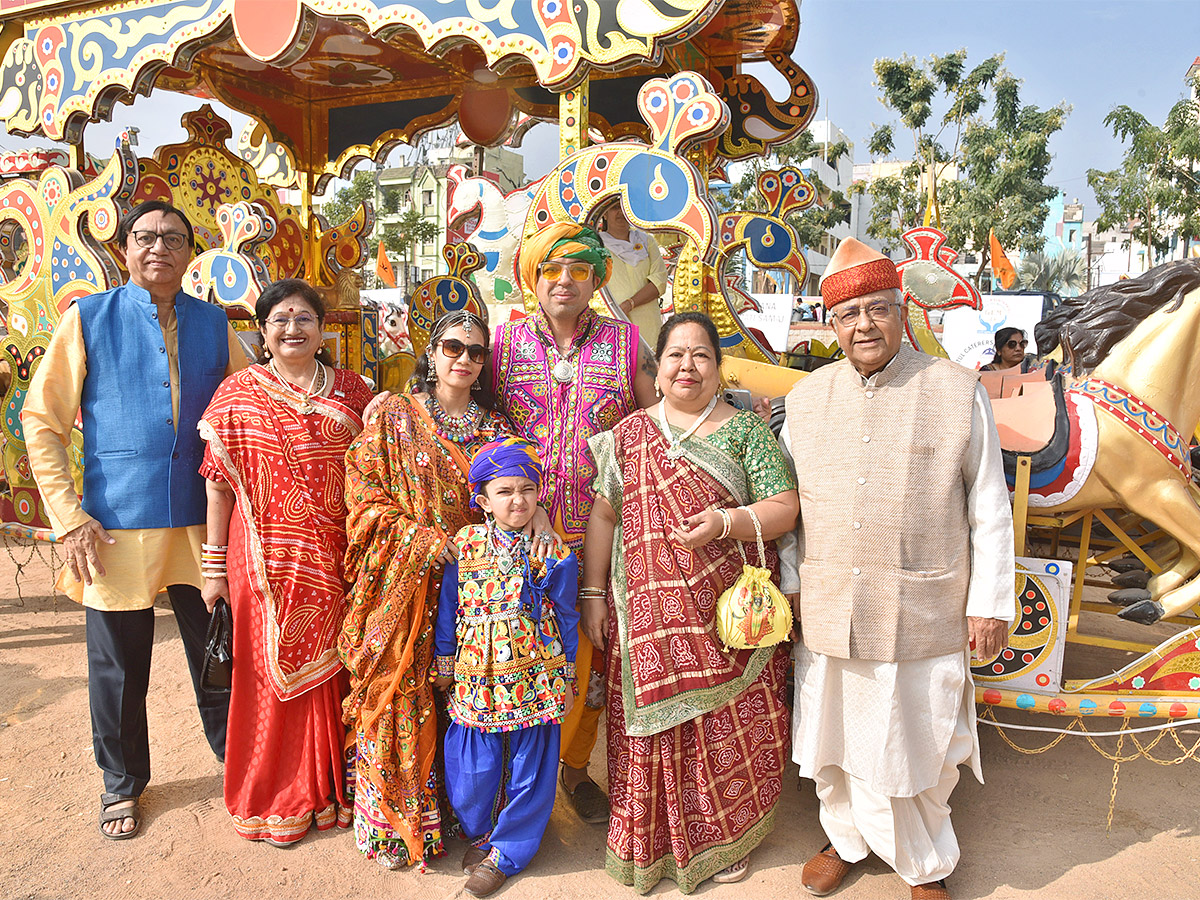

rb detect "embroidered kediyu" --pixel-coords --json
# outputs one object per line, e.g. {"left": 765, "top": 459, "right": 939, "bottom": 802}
{"left": 435, "top": 525, "right": 580, "bottom": 732}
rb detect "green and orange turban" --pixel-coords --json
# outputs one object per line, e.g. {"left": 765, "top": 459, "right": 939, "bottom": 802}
{"left": 518, "top": 222, "right": 613, "bottom": 293}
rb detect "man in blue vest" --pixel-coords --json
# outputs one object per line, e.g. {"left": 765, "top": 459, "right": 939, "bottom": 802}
{"left": 24, "top": 200, "right": 250, "bottom": 839}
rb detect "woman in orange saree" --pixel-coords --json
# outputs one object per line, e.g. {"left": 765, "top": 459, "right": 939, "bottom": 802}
{"left": 338, "top": 310, "right": 513, "bottom": 868}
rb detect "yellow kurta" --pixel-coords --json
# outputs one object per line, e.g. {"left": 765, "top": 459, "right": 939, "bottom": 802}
{"left": 602, "top": 230, "right": 667, "bottom": 343}
{"left": 22, "top": 298, "right": 249, "bottom": 611}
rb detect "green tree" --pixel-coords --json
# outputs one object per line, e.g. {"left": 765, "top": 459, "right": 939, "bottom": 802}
{"left": 320, "top": 170, "right": 375, "bottom": 225}
{"left": 864, "top": 50, "right": 1068, "bottom": 282}
{"left": 1087, "top": 81, "right": 1200, "bottom": 267}
{"left": 388, "top": 206, "right": 440, "bottom": 293}
{"left": 1017, "top": 248, "right": 1087, "bottom": 295}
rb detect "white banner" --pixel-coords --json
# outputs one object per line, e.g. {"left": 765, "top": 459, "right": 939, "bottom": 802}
{"left": 738, "top": 293, "right": 797, "bottom": 354}
{"left": 941, "top": 294, "right": 1046, "bottom": 369}
{"left": 360, "top": 288, "right": 407, "bottom": 310}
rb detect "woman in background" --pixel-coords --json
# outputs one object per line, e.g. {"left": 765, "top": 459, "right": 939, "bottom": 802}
{"left": 980, "top": 327, "right": 1035, "bottom": 372}
{"left": 600, "top": 203, "right": 668, "bottom": 345}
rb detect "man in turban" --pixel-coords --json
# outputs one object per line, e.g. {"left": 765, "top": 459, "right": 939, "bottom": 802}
{"left": 777, "top": 238, "right": 1015, "bottom": 900}
{"left": 493, "top": 222, "right": 658, "bottom": 823}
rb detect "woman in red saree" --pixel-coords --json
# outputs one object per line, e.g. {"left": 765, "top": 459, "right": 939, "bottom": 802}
{"left": 199, "top": 279, "right": 373, "bottom": 844}
{"left": 583, "top": 313, "right": 799, "bottom": 893}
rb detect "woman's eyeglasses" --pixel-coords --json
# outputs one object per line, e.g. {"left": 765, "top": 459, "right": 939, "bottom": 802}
{"left": 265, "top": 314, "right": 319, "bottom": 329}
{"left": 1006, "top": 339, "right": 1029, "bottom": 349}
{"left": 537, "top": 261, "right": 594, "bottom": 282}
{"left": 437, "top": 338, "right": 490, "bottom": 364}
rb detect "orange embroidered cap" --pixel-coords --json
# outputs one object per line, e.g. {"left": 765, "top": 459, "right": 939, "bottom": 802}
{"left": 819, "top": 237, "right": 900, "bottom": 308}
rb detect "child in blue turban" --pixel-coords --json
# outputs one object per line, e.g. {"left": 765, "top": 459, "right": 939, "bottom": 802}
{"left": 434, "top": 437, "right": 579, "bottom": 897}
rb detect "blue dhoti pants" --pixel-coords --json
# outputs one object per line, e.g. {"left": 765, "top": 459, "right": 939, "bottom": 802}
{"left": 444, "top": 721, "right": 559, "bottom": 876}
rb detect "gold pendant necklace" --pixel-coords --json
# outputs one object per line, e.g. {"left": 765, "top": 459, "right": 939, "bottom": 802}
{"left": 269, "top": 359, "right": 324, "bottom": 413}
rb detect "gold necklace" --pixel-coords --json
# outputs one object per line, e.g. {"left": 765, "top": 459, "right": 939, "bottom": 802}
{"left": 268, "top": 359, "right": 325, "bottom": 414}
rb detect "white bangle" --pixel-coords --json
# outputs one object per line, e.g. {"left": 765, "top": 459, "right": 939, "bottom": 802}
{"left": 717, "top": 508, "right": 732, "bottom": 540}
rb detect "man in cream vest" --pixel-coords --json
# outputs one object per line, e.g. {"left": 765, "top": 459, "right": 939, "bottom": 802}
{"left": 779, "top": 238, "right": 1014, "bottom": 900}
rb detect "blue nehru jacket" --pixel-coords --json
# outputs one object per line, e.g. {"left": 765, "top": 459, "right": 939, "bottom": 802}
{"left": 76, "top": 283, "right": 230, "bottom": 529}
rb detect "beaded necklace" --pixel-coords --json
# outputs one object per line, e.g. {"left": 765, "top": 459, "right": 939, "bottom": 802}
{"left": 427, "top": 393, "right": 483, "bottom": 444}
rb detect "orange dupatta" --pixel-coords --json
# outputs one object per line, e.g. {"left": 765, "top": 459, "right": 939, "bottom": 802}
{"left": 338, "top": 393, "right": 505, "bottom": 859}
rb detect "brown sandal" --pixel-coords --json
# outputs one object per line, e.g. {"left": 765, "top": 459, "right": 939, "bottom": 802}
{"left": 98, "top": 793, "right": 141, "bottom": 841}
{"left": 559, "top": 769, "right": 609, "bottom": 824}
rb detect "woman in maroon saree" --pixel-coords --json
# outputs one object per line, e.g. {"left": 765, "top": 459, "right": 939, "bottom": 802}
{"left": 582, "top": 313, "right": 799, "bottom": 893}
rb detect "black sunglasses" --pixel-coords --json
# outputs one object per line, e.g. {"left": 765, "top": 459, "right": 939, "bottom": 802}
{"left": 1006, "top": 339, "right": 1029, "bottom": 349}
{"left": 437, "top": 337, "right": 490, "bottom": 364}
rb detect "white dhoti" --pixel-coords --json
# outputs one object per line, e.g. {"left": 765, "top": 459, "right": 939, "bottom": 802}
{"left": 793, "top": 643, "right": 981, "bottom": 886}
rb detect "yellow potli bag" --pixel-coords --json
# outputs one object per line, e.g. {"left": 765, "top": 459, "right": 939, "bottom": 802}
{"left": 715, "top": 506, "right": 792, "bottom": 651}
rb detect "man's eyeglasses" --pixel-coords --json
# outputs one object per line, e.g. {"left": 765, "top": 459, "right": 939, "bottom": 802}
{"left": 1006, "top": 339, "right": 1029, "bottom": 349}
{"left": 832, "top": 301, "right": 900, "bottom": 328}
{"left": 437, "top": 338, "right": 490, "bottom": 365}
{"left": 538, "top": 261, "right": 594, "bottom": 283}
{"left": 130, "top": 230, "right": 189, "bottom": 251}
{"left": 265, "top": 314, "right": 320, "bottom": 329}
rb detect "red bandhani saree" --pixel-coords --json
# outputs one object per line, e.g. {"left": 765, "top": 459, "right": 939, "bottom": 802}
{"left": 199, "top": 364, "right": 373, "bottom": 843}
{"left": 338, "top": 394, "right": 509, "bottom": 866}
{"left": 590, "top": 410, "right": 790, "bottom": 894}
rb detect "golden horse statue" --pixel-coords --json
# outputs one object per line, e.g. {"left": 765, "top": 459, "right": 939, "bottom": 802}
{"left": 996, "top": 259, "right": 1200, "bottom": 625}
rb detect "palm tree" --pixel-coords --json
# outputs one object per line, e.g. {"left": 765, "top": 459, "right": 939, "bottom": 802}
{"left": 1017, "top": 248, "right": 1087, "bottom": 296}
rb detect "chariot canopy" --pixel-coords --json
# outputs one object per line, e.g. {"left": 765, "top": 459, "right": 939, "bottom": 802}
{"left": 0, "top": 0, "right": 816, "bottom": 190}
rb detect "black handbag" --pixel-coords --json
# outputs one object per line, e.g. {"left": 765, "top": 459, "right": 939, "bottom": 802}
{"left": 200, "top": 600, "right": 233, "bottom": 693}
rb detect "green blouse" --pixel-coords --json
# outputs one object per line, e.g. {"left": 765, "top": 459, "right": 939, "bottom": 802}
{"left": 695, "top": 408, "right": 797, "bottom": 501}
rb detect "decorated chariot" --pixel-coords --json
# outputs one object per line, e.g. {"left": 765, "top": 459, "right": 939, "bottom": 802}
{"left": 1, "top": 0, "right": 1200, "bottom": 760}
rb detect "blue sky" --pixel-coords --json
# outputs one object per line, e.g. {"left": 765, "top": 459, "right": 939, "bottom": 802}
{"left": 783, "top": 0, "right": 1198, "bottom": 213}
{"left": 0, "top": 0, "right": 1194, "bottom": 222}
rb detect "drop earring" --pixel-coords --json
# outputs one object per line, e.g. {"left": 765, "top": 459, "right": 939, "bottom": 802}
{"left": 426, "top": 350, "right": 437, "bottom": 383}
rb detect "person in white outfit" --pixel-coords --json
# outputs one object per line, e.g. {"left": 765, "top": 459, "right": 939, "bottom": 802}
{"left": 777, "top": 237, "right": 1015, "bottom": 900}
{"left": 598, "top": 204, "right": 668, "bottom": 345}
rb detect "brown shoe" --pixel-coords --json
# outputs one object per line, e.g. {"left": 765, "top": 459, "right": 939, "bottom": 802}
{"left": 462, "top": 844, "right": 489, "bottom": 875}
{"left": 801, "top": 843, "right": 853, "bottom": 896}
{"left": 559, "top": 768, "right": 609, "bottom": 824}
{"left": 464, "top": 859, "right": 508, "bottom": 897}
{"left": 911, "top": 880, "right": 950, "bottom": 900}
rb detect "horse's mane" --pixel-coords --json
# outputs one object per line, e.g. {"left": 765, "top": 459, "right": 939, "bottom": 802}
{"left": 1034, "top": 259, "right": 1200, "bottom": 374}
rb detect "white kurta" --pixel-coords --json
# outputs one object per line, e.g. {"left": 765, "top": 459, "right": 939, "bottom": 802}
{"left": 779, "top": 374, "right": 1015, "bottom": 884}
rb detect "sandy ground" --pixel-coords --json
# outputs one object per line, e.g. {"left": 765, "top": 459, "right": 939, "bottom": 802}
{"left": 2, "top": 541, "right": 1200, "bottom": 900}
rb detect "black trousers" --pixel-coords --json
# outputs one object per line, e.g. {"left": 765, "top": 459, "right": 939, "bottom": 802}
{"left": 85, "top": 584, "right": 229, "bottom": 797}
